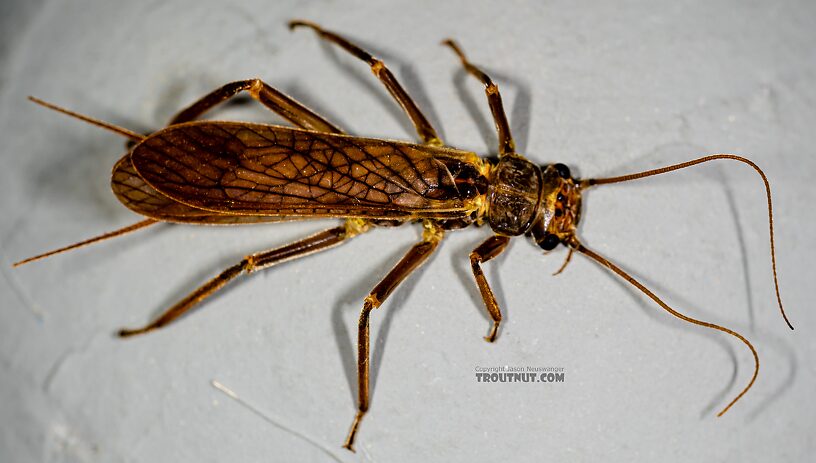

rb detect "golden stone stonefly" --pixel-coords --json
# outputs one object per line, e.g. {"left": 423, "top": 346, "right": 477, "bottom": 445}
{"left": 14, "top": 20, "right": 793, "bottom": 452}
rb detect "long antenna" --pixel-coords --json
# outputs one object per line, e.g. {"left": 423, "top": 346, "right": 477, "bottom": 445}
{"left": 13, "top": 219, "right": 157, "bottom": 267}
{"left": 582, "top": 154, "right": 793, "bottom": 330}
{"left": 28, "top": 96, "right": 145, "bottom": 142}
{"left": 570, "top": 238, "right": 758, "bottom": 417}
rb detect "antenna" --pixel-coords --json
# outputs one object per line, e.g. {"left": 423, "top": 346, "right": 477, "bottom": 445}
{"left": 582, "top": 154, "right": 793, "bottom": 330}
{"left": 569, "top": 237, "right": 758, "bottom": 416}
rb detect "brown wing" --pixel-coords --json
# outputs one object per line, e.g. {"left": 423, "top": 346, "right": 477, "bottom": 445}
{"left": 111, "top": 154, "right": 290, "bottom": 224}
{"left": 129, "top": 121, "right": 479, "bottom": 220}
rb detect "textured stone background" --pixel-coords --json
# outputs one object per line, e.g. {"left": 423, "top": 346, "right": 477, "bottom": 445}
{"left": 1, "top": 0, "right": 814, "bottom": 461}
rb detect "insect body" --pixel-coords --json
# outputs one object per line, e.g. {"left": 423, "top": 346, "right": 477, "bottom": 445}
{"left": 16, "top": 20, "right": 792, "bottom": 452}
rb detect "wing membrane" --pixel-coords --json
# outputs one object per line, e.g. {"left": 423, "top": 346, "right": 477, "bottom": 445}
{"left": 130, "top": 122, "right": 478, "bottom": 220}
{"left": 111, "top": 154, "right": 290, "bottom": 224}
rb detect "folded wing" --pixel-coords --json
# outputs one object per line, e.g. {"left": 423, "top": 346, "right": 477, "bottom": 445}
{"left": 130, "top": 122, "right": 476, "bottom": 220}
{"left": 112, "top": 154, "right": 289, "bottom": 224}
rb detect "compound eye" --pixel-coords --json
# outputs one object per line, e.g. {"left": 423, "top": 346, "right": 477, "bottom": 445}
{"left": 456, "top": 182, "right": 478, "bottom": 199}
{"left": 537, "top": 233, "right": 560, "bottom": 251}
{"left": 553, "top": 163, "right": 571, "bottom": 179}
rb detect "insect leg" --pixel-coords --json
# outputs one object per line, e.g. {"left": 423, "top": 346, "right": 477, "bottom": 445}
{"left": 343, "top": 220, "right": 444, "bottom": 452}
{"left": 168, "top": 79, "right": 344, "bottom": 133}
{"left": 117, "top": 219, "right": 370, "bottom": 337}
{"left": 442, "top": 40, "right": 515, "bottom": 156}
{"left": 289, "top": 20, "right": 442, "bottom": 146}
{"left": 469, "top": 235, "right": 511, "bottom": 342}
